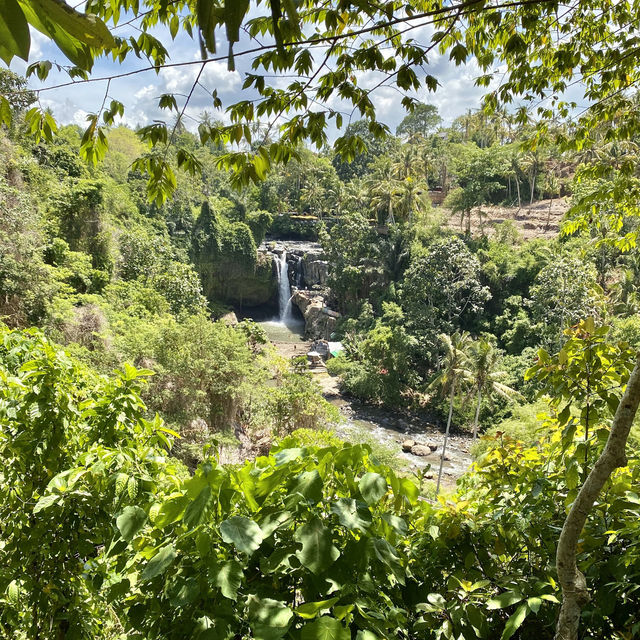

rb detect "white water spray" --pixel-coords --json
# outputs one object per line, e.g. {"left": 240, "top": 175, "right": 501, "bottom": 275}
{"left": 277, "top": 251, "right": 293, "bottom": 322}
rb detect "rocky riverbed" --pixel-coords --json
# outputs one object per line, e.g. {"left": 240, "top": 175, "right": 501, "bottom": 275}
{"left": 259, "top": 325, "right": 475, "bottom": 490}
{"left": 324, "top": 379, "right": 474, "bottom": 491}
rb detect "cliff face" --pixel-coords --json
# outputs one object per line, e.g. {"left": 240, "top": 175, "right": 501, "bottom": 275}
{"left": 192, "top": 203, "right": 278, "bottom": 309}
{"left": 291, "top": 290, "right": 340, "bottom": 340}
{"left": 301, "top": 251, "right": 329, "bottom": 287}
{"left": 208, "top": 252, "right": 278, "bottom": 309}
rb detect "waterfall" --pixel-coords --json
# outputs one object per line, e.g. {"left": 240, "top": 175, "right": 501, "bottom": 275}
{"left": 277, "top": 251, "right": 293, "bottom": 322}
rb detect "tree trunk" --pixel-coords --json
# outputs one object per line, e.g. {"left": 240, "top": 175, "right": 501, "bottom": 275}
{"left": 554, "top": 354, "right": 640, "bottom": 640}
{"left": 515, "top": 177, "right": 521, "bottom": 209}
{"left": 436, "top": 383, "right": 456, "bottom": 494}
{"left": 529, "top": 169, "right": 536, "bottom": 205}
{"left": 472, "top": 389, "right": 481, "bottom": 439}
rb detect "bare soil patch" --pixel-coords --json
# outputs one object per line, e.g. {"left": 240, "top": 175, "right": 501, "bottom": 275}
{"left": 443, "top": 197, "right": 569, "bottom": 240}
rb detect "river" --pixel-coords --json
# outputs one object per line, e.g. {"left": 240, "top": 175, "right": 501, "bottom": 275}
{"left": 256, "top": 317, "right": 473, "bottom": 490}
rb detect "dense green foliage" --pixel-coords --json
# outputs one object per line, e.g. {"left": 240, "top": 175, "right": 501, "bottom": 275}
{"left": 3, "top": 24, "right": 640, "bottom": 636}
{"left": 4, "top": 1, "right": 640, "bottom": 637}
{"left": 2, "top": 325, "right": 640, "bottom": 639}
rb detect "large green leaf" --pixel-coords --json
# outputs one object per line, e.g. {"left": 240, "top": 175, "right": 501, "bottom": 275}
{"left": 247, "top": 595, "right": 293, "bottom": 640}
{"left": 170, "top": 577, "right": 199, "bottom": 608}
{"left": 22, "top": 0, "right": 114, "bottom": 48}
{"left": 154, "top": 495, "right": 188, "bottom": 528}
{"left": 196, "top": 0, "right": 223, "bottom": 53}
{"left": 220, "top": 516, "right": 263, "bottom": 555}
{"left": 295, "top": 597, "right": 339, "bottom": 619}
{"left": 295, "top": 517, "right": 339, "bottom": 575}
{"left": 223, "top": 0, "right": 249, "bottom": 44}
{"left": 214, "top": 559, "right": 243, "bottom": 600}
{"left": 381, "top": 513, "right": 407, "bottom": 536}
{"left": 0, "top": 0, "right": 30, "bottom": 64}
{"left": 331, "top": 499, "right": 371, "bottom": 532}
{"left": 19, "top": 1, "right": 93, "bottom": 69}
{"left": 370, "top": 538, "right": 405, "bottom": 584}
{"left": 274, "top": 447, "right": 306, "bottom": 466}
{"left": 300, "top": 616, "right": 350, "bottom": 640}
{"left": 291, "top": 470, "right": 323, "bottom": 501}
{"left": 32, "top": 493, "right": 60, "bottom": 513}
{"left": 184, "top": 486, "right": 213, "bottom": 528}
{"left": 116, "top": 506, "right": 147, "bottom": 542}
{"left": 141, "top": 544, "right": 177, "bottom": 581}
{"left": 358, "top": 472, "right": 387, "bottom": 505}
{"left": 260, "top": 510, "right": 293, "bottom": 538}
{"left": 256, "top": 468, "right": 288, "bottom": 499}
{"left": 487, "top": 591, "right": 523, "bottom": 610}
{"left": 500, "top": 603, "right": 529, "bottom": 640}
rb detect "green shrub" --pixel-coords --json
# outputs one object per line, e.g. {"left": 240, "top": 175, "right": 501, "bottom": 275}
{"left": 246, "top": 209, "right": 273, "bottom": 244}
{"left": 0, "top": 325, "right": 185, "bottom": 638}
{"left": 611, "top": 314, "right": 640, "bottom": 349}
{"left": 280, "top": 427, "right": 344, "bottom": 449}
{"left": 270, "top": 213, "right": 319, "bottom": 239}
{"left": 4, "top": 327, "right": 640, "bottom": 640}
{"left": 470, "top": 399, "right": 550, "bottom": 457}
{"left": 151, "top": 261, "right": 208, "bottom": 315}
{"left": 264, "top": 367, "right": 341, "bottom": 436}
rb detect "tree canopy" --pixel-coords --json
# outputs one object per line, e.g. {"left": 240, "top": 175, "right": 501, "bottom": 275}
{"left": 3, "top": 0, "right": 640, "bottom": 201}
{"left": 4, "top": 3, "right": 640, "bottom": 640}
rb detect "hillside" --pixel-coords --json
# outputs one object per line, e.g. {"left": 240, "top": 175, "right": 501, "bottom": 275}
{"left": 443, "top": 197, "right": 569, "bottom": 240}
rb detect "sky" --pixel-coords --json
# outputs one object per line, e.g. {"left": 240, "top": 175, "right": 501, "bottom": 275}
{"left": 5, "top": 13, "right": 515, "bottom": 139}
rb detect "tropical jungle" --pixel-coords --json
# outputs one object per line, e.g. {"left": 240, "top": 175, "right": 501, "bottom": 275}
{"left": 2, "top": 1, "right": 640, "bottom": 639}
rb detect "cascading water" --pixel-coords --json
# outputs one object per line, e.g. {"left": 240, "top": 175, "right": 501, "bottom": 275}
{"left": 277, "top": 251, "right": 293, "bottom": 322}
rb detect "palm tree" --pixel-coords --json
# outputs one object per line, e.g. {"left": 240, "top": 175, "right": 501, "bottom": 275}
{"left": 467, "top": 339, "right": 521, "bottom": 440}
{"left": 396, "top": 176, "right": 430, "bottom": 225}
{"left": 341, "top": 179, "right": 368, "bottom": 215}
{"left": 429, "top": 331, "right": 472, "bottom": 494}
{"left": 367, "top": 168, "right": 402, "bottom": 224}
{"left": 611, "top": 268, "right": 640, "bottom": 316}
{"left": 391, "top": 146, "right": 418, "bottom": 180}
{"left": 521, "top": 150, "right": 542, "bottom": 205}
{"left": 300, "top": 179, "right": 325, "bottom": 218}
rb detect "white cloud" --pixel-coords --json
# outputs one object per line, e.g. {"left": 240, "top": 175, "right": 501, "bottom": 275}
{"left": 159, "top": 60, "right": 240, "bottom": 96}
{"left": 134, "top": 84, "right": 156, "bottom": 100}
{"left": 72, "top": 109, "right": 89, "bottom": 126}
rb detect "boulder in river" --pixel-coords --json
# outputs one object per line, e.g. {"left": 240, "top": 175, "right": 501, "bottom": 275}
{"left": 411, "top": 444, "right": 435, "bottom": 456}
{"left": 411, "top": 442, "right": 439, "bottom": 456}
{"left": 291, "top": 289, "right": 340, "bottom": 339}
{"left": 402, "top": 439, "right": 416, "bottom": 452}
{"left": 220, "top": 311, "right": 239, "bottom": 325}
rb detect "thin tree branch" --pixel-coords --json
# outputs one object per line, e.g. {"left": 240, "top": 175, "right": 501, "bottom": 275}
{"left": 22, "top": 0, "right": 555, "bottom": 95}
